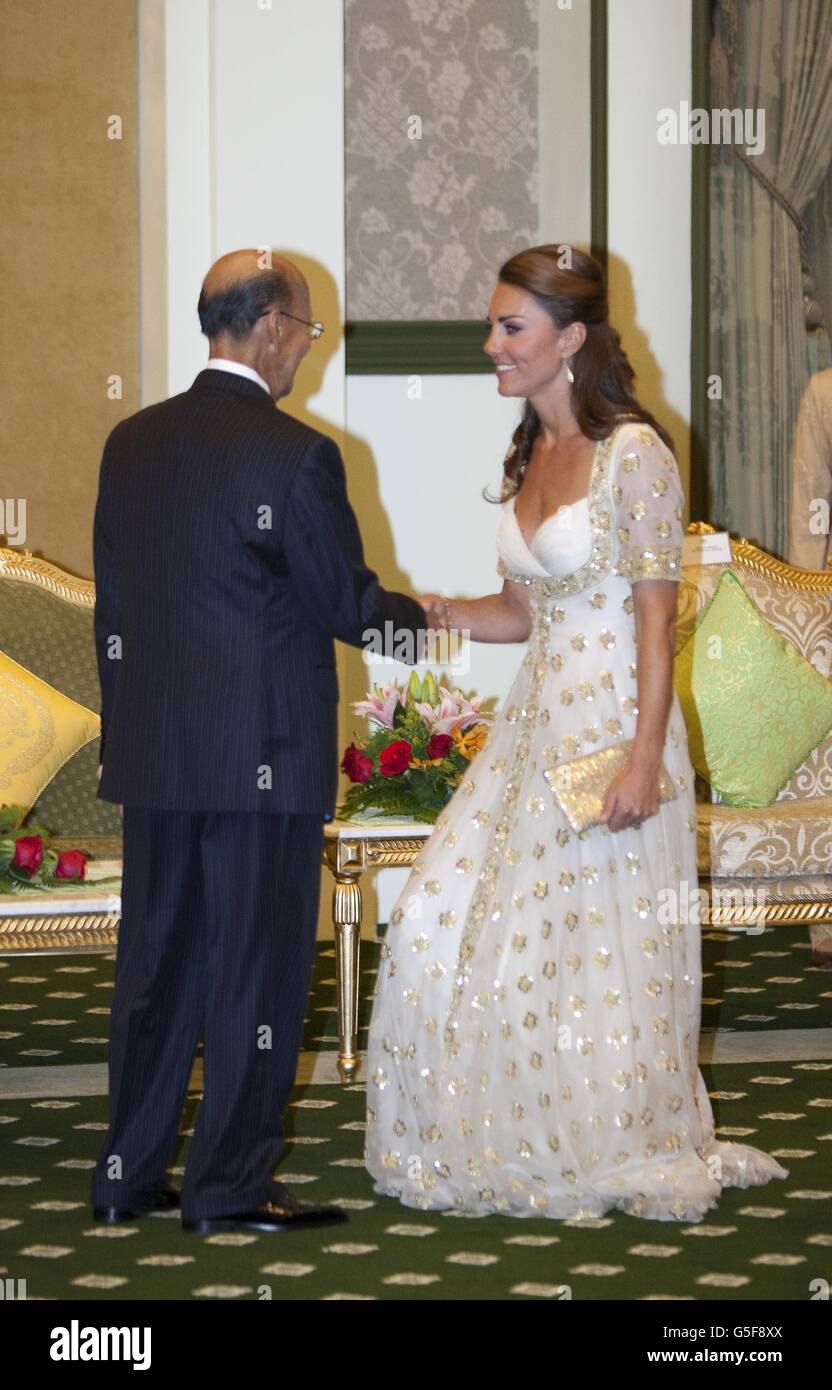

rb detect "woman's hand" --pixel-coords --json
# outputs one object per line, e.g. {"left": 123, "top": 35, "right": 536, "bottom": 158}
{"left": 598, "top": 761, "right": 660, "bottom": 833}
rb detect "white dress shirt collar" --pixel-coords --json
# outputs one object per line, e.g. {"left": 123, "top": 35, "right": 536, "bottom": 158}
{"left": 205, "top": 358, "right": 271, "bottom": 397}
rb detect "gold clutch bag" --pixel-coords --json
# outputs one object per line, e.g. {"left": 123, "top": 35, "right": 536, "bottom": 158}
{"left": 543, "top": 739, "right": 678, "bottom": 833}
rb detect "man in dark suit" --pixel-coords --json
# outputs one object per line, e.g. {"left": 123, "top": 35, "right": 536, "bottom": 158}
{"left": 90, "top": 249, "right": 430, "bottom": 1234}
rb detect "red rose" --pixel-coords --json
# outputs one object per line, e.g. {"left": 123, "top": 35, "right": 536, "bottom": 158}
{"left": 426, "top": 733, "right": 453, "bottom": 760}
{"left": 13, "top": 835, "right": 43, "bottom": 873}
{"left": 341, "top": 743, "right": 373, "bottom": 784}
{"left": 56, "top": 850, "right": 88, "bottom": 881}
{"left": 379, "top": 739, "right": 412, "bottom": 776}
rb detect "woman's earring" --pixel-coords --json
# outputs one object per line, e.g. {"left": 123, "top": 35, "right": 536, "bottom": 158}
{"left": 565, "top": 359, "right": 575, "bottom": 385}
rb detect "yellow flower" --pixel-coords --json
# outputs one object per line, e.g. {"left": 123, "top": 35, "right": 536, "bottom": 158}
{"left": 452, "top": 722, "right": 488, "bottom": 761}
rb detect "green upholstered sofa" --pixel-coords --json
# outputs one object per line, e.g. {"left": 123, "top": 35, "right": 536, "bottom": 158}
{"left": 0, "top": 546, "right": 121, "bottom": 951}
{"left": 680, "top": 524, "right": 832, "bottom": 963}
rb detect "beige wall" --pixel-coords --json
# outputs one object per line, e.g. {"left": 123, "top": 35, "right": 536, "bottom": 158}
{"left": 607, "top": 0, "right": 692, "bottom": 501}
{"left": 0, "top": 0, "right": 139, "bottom": 579}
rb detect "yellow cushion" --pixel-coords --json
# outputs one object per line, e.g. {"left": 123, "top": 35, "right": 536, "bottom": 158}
{"left": 673, "top": 570, "right": 832, "bottom": 807}
{"left": 0, "top": 649, "right": 100, "bottom": 818}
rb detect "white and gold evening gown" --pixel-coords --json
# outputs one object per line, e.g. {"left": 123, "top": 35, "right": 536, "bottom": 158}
{"left": 364, "top": 421, "right": 789, "bottom": 1222}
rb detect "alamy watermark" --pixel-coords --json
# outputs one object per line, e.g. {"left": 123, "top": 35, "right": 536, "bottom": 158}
{"left": 659, "top": 880, "right": 767, "bottom": 931}
{"left": 657, "top": 101, "right": 765, "bottom": 156}
{"left": 0, "top": 498, "right": 27, "bottom": 546}
{"left": 362, "top": 622, "right": 471, "bottom": 675}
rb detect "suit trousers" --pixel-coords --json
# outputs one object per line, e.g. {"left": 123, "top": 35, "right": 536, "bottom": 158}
{"left": 90, "top": 808, "right": 326, "bottom": 1220}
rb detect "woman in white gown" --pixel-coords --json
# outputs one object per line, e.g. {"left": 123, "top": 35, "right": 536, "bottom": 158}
{"left": 364, "top": 245, "right": 789, "bottom": 1223}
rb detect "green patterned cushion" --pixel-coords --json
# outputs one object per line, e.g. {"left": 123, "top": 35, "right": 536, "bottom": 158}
{"left": 0, "top": 577, "right": 121, "bottom": 836}
{"left": 673, "top": 569, "right": 832, "bottom": 807}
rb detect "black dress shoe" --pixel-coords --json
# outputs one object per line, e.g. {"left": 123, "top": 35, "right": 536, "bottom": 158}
{"left": 182, "top": 1183, "right": 348, "bottom": 1235}
{"left": 92, "top": 1185, "right": 181, "bottom": 1223}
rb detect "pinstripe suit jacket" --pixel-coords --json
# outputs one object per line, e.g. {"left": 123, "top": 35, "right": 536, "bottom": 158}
{"left": 92, "top": 368, "right": 425, "bottom": 814}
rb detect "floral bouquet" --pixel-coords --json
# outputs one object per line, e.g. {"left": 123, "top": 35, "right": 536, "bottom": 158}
{"left": 337, "top": 671, "right": 493, "bottom": 823}
{"left": 0, "top": 805, "right": 120, "bottom": 895}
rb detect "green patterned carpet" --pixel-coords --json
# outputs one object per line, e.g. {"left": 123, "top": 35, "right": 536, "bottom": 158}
{"left": 0, "top": 931, "right": 830, "bottom": 1300}
{"left": 0, "top": 1057, "right": 830, "bottom": 1301}
{"left": 0, "top": 945, "right": 380, "bottom": 1070}
{"left": 1, "top": 929, "right": 829, "bottom": 1071}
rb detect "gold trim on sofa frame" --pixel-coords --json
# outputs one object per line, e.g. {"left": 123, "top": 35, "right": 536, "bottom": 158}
{"left": 0, "top": 547, "right": 95, "bottom": 607}
{"left": 686, "top": 523, "right": 832, "bottom": 592}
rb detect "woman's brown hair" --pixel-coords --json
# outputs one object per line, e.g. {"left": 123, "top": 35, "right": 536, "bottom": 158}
{"left": 486, "top": 244, "right": 674, "bottom": 501}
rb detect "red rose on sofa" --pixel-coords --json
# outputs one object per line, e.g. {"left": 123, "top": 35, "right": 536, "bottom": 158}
{"left": 426, "top": 733, "right": 453, "bottom": 760}
{"left": 379, "top": 740, "right": 412, "bottom": 776}
{"left": 13, "top": 835, "right": 43, "bottom": 873}
{"left": 56, "top": 850, "right": 88, "bottom": 881}
{"left": 341, "top": 744, "right": 373, "bottom": 784}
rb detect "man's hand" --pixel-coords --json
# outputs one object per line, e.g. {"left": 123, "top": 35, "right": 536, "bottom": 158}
{"left": 598, "top": 762, "right": 660, "bottom": 833}
{"left": 418, "top": 594, "right": 448, "bottom": 630}
{"left": 118, "top": 805, "right": 123, "bottom": 818}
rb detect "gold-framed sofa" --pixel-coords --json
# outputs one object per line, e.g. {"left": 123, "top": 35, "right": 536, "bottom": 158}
{"left": 2, "top": 528, "right": 832, "bottom": 962}
{"left": 679, "top": 524, "right": 832, "bottom": 956}
{"left": 0, "top": 547, "right": 122, "bottom": 951}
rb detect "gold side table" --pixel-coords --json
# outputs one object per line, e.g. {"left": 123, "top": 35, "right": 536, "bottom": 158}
{"left": 322, "top": 819, "right": 433, "bottom": 1082}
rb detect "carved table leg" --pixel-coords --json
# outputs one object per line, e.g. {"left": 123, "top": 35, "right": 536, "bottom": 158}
{"left": 331, "top": 871, "right": 363, "bottom": 1083}
{"left": 322, "top": 831, "right": 426, "bottom": 1082}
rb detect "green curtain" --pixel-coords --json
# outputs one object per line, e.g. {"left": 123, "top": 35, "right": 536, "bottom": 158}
{"left": 805, "top": 162, "right": 832, "bottom": 377}
{"left": 709, "top": 0, "right": 832, "bottom": 559}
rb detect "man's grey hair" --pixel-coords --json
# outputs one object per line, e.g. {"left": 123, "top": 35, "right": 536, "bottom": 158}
{"left": 197, "top": 268, "right": 295, "bottom": 340}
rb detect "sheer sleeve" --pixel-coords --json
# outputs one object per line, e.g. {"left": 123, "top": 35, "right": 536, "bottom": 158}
{"left": 611, "top": 424, "right": 685, "bottom": 583}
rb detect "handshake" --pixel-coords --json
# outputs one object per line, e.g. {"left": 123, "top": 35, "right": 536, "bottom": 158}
{"left": 418, "top": 594, "right": 456, "bottom": 631}
{"left": 359, "top": 593, "right": 472, "bottom": 673}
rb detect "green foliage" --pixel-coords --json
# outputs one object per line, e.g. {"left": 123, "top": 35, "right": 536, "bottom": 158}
{"left": 337, "top": 767, "right": 455, "bottom": 823}
{"left": 0, "top": 804, "right": 50, "bottom": 841}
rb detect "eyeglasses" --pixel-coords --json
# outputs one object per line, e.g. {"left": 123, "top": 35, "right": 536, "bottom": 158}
{"left": 261, "top": 308, "right": 324, "bottom": 340}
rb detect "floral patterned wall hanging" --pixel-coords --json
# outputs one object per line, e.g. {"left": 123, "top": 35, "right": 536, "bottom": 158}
{"left": 345, "top": 0, "right": 540, "bottom": 320}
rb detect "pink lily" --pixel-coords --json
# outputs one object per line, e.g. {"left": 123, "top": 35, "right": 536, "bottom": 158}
{"left": 351, "top": 682, "right": 407, "bottom": 728}
{"left": 414, "top": 686, "right": 491, "bottom": 736}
